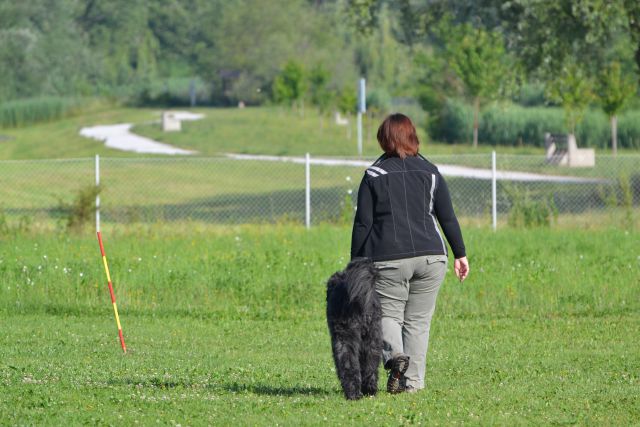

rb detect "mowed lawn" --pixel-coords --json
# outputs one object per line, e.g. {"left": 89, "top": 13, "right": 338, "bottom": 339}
{"left": 1, "top": 225, "right": 638, "bottom": 424}
{"left": 0, "top": 105, "right": 546, "bottom": 161}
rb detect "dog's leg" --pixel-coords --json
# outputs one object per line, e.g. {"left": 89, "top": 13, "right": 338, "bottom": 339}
{"left": 361, "top": 311, "right": 383, "bottom": 396}
{"left": 332, "top": 336, "right": 363, "bottom": 400}
{"left": 360, "top": 332, "right": 382, "bottom": 396}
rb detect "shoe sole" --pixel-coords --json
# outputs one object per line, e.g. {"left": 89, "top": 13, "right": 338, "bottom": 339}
{"left": 387, "top": 355, "right": 410, "bottom": 394}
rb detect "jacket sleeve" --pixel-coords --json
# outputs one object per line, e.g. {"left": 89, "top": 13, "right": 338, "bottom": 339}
{"left": 350, "top": 176, "right": 374, "bottom": 259}
{"left": 433, "top": 173, "right": 466, "bottom": 258}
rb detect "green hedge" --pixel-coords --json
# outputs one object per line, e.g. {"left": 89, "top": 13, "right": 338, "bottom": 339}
{"left": 432, "top": 99, "right": 640, "bottom": 149}
{"left": 0, "top": 97, "right": 87, "bottom": 128}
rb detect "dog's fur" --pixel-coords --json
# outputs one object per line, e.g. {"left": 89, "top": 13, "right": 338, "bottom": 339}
{"left": 326, "top": 259, "right": 382, "bottom": 400}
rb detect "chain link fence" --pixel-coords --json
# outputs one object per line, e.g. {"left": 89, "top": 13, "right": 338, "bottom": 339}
{"left": 1, "top": 154, "right": 638, "bottom": 230}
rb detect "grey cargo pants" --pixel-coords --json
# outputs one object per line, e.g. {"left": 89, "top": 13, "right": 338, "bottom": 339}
{"left": 374, "top": 254, "right": 448, "bottom": 390}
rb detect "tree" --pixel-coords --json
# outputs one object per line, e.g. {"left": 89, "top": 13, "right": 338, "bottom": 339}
{"left": 337, "top": 87, "right": 357, "bottom": 115}
{"left": 597, "top": 61, "right": 637, "bottom": 155}
{"left": 272, "top": 60, "right": 307, "bottom": 112}
{"left": 446, "top": 23, "right": 512, "bottom": 148}
{"left": 623, "top": 0, "right": 640, "bottom": 80}
{"left": 308, "top": 65, "right": 333, "bottom": 114}
{"left": 546, "top": 62, "right": 594, "bottom": 135}
{"left": 0, "top": 0, "right": 93, "bottom": 100}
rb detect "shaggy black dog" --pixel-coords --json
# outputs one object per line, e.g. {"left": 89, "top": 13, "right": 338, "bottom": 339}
{"left": 326, "top": 259, "right": 382, "bottom": 400}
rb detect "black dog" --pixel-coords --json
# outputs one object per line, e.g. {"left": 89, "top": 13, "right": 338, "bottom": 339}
{"left": 326, "top": 259, "right": 382, "bottom": 400}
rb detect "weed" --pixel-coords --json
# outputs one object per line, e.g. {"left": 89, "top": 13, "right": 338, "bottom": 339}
{"left": 619, "top": 174, "right": 634, "bottom": 230}
{"left": 58, "top": 185, "right": 101, "bottom": 232}
{"left": 338, "top": 192, "right": 355, "bottom": 225}
{"left": 504, "top": 185, "right": 557, "bottom": 228}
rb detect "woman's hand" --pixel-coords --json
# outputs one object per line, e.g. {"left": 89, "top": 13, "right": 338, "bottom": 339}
{"left": 454, "top": 256, "right": 469, "bottom": 282}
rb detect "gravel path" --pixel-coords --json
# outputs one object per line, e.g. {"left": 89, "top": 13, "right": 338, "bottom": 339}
{"left": 224, "top": 153, "right": 606, "bottom": 183}
{"left": 79, "top": 111, "right": 203, "bottom": 155}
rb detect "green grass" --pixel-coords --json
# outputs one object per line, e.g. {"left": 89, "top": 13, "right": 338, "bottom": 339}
{"left": 0, "top": 106, "right": 547, "bottom": 161}
{"left": 0, "top": 108, "right": 162, "bottom": 160}
{"left": 133, "top": 107, "right": 548, "bottom": 157}
{"left": 1, "top": 226, "right": 638, "bottom": 424}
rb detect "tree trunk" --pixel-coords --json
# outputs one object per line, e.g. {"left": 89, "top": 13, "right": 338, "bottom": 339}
{"left": 473, "top": 97, "right": 480, "bottom": 148}
{"left": 611, "top": 115, "right": 618, "bottom": 156}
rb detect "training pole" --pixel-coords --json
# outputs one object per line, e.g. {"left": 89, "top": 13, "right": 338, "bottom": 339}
{"left": 97, "top": 231, "right": 127, "bottom": 353}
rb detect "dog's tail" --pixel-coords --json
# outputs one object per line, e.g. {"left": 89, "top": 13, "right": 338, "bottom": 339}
{"left": 345, "top": 259, "right": 378, "bottom": 307}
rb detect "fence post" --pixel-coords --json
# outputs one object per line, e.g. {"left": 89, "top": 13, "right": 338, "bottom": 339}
{"left": 95, "top": 154, "right": 101, "bottom": 233}
{"left": 491, "top": 150, "right": 497, "bottom": 231}
{"left": 305, "top": 153, "right": 311, "bottom": 229}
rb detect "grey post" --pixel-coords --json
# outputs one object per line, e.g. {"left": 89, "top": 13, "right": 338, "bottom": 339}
{"left": 357, "top": 78, "right": 366, "bottom": 157}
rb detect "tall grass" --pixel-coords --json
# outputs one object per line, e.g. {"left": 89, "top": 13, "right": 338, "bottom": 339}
{"left": 1, "top": 225, "right": 637, "bottom": 319}
{"left": 434, "top": 99, "right": 640, "bottom": 149}
{"left": 0, "top": 97, "right": 105, "bottom": 128}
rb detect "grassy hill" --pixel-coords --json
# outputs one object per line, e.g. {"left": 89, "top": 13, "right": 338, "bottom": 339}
{"left": 0, "top": 106, "right": 545, "bottom": 160}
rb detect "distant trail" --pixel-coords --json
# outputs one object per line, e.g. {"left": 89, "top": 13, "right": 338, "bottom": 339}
{"left": 224, "top": 153, "right": 607, "bottom": 184}
{"left": 79, "top": 111, "right": 203, "bottom": 155}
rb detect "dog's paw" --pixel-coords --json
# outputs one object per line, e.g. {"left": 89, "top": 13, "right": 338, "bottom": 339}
{"left": 345, "top": 391, "right": 364, "bottom": 400}
{"left": 361, "top": 387, "right": 377, "bottom": 397}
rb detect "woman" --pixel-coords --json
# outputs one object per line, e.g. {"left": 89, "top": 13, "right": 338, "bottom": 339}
{"left": 351, "top": 113, "right": 469, "bottom": 393}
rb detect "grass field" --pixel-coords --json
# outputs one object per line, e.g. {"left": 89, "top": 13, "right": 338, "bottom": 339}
{"left": 0, "top": 106, "right": 548, "bottom": 161}
{"left": 1, "top": 225, "right": 638, "bottom": 424}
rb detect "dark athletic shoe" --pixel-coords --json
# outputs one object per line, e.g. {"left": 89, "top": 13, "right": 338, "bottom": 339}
{"left": 386, "top": 354, "right": 410, "bottom": 394}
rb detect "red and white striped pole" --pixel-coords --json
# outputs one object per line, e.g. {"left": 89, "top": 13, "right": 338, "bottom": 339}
{"left": 97, "top": 231, "right": 127, "bottom": 353}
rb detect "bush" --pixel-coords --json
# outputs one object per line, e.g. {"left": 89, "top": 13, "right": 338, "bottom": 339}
{"left": 433, "top": 99, "right": 640, "bottom": 148}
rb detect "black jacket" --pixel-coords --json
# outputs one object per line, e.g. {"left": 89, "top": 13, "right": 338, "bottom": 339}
{"left": 351, "top": 153, "right": 466, "bottom": 262}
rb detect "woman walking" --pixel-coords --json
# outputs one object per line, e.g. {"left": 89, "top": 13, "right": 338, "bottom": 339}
{"left": 351, "top": 113, "right": 469, "bottom": 393}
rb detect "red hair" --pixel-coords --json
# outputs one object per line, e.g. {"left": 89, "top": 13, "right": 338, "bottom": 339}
{"left": 376, "top": 114, "right": 419, "bottom": 158}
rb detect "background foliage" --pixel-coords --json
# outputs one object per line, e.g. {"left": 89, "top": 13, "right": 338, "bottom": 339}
{"left": 1, "top": 0, "right": 640, "bottom": 148}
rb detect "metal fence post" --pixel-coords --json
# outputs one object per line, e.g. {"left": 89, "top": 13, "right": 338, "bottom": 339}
{"left": 95, "top": 154, "right": 101, "bottom": 233}
{"left": 491, "top": 150, "right": 497, "bottom": 231}
{"left": 305, "top": 153, "right": 311, "bottom": 229}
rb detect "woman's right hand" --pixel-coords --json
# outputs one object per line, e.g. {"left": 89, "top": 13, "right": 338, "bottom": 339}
{"left": 454, "top": 256, "right": 469, "bottom": 282}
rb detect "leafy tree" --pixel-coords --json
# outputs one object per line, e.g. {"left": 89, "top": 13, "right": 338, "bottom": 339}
{"left": 446, "top": 23, "right": 512, "bottom": 147}
{"left": 344, "top": 0, "right": 379, "bottom": 36}
{"left": 497, "top": 0, "right": 640, "bottom": 86}
{"left": 308, "top": 65, "right": 333, "bottom": 114}
{"left": 337, "top": 87, "right": 357, "bottom": 115}
{"left": 414, "top": 49, "right": 461, "bottom": 139}
{"left": 78, "top": 0, "right": 160, "bottom": 86}
{"left": 546, "top": 62, "right": 595, "bottom": 135}
{"left": 272, "top": 61, "right": 307, "bottom": 111}
{"left": 623, "top": 0, "right": 640, "bottom": 79}
{"left": 352, "top": 6, "right": 413, "bottom": 96}
{"left": 597, "top": 61, "right": 637, "bottom": 155}
{"left": 0, "top": 0, "right": 93, "bottom": 100}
